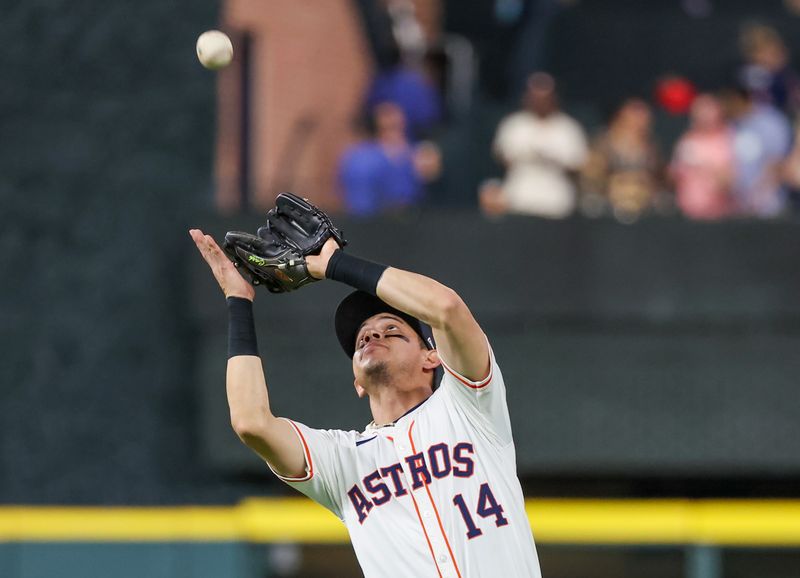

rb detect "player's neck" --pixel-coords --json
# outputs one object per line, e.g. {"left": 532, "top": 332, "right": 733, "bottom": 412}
{"left": 368, "top": 387, "right": 432, "bottom": 427}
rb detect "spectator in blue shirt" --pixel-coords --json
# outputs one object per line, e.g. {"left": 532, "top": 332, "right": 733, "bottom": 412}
{"left": 720, "top": 84, "right": 792, "bottom": 218}
{"left": 339, "top": 102, "right": 440, "bottom": 216}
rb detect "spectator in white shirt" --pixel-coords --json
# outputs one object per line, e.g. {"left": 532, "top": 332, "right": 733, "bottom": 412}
{"left": 480, "top": 72, "right": 588, "bottom": 218}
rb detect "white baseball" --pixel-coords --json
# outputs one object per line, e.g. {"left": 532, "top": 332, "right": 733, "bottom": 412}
{"left": 196, "top": 30, "right": 233, "bottom": 70}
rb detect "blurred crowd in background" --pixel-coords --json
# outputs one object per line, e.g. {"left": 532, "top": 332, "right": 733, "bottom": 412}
{"left": 336, "top": 7, "right": 800, "bottom": 223}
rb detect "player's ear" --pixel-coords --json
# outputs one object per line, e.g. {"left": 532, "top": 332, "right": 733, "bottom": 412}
{"left": 354, "top": 378, "right": 367, "bottom": 399}
{"left": 422, "top": 349, "right": 441, "bottom": 371}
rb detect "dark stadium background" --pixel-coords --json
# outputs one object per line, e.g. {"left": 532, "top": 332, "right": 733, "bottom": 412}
{"left": 2, "top": 1, "right": 799, "bottom": 577}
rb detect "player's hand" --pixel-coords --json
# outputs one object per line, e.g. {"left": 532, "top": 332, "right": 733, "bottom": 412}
{"left": 190, "top": 229, "right": 256, "bottom": 301}
{"left": 305, "top": 237, "right": 340, "bottom": 280}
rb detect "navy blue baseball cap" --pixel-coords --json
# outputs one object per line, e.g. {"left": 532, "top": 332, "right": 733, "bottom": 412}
{"left": 335, "top": 291, "right": 436, "bottom": 359}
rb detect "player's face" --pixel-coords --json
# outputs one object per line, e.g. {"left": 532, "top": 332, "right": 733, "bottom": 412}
{"left": 352, "top": 314, "right": 427, "bottom": 390}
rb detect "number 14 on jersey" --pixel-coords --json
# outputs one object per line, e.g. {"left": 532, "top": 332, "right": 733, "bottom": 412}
{"left": 452, "top": 483, "right": 509, "bottom": 539}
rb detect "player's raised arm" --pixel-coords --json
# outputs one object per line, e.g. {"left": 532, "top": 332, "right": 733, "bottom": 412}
{"left": 189, "top": 229, "right": 306, "bottom": 478}
{"left": 307, "top": 239, "right": 490, "bottom": 382}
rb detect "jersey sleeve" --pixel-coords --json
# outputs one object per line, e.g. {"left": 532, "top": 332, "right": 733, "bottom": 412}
{"left": 438, "top": 339, "right": 514, "bottom": 447}
{"left": 266, "top": 418, "right": 350, "bottom": 520}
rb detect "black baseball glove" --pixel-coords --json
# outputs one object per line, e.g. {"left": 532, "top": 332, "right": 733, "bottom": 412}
{"left": 223, "top": 192, "right": 347, "bottom": 293}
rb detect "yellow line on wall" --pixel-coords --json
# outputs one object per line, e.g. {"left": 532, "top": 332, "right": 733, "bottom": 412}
{"left": 527, "top": 499, "right": 800, "bottom": 546}
{"left": 1, "top": 499, "right": 800, "bottom": 546}
{"left": 0, "top": 507, "right": 240, "bottom": 542}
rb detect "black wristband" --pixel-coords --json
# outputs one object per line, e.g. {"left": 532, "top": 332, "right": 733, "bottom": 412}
{"left": 227, "top": 297, "right": 259, "bottom": 358}
{"left": 325, "top": 250, "right": 388, "bottom": 295}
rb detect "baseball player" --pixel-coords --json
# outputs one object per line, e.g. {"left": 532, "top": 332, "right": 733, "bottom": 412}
{"left": 190, "top": 223, "right": 541, "bottom": 577}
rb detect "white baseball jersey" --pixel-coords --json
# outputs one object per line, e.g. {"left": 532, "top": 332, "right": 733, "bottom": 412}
{"left": 270, "top": 342, "right": 541, "bottom": 577}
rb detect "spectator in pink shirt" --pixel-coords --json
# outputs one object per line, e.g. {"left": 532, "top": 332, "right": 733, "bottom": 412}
{"left": 669, "top": 94, "right": 736, "bottom": 220}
